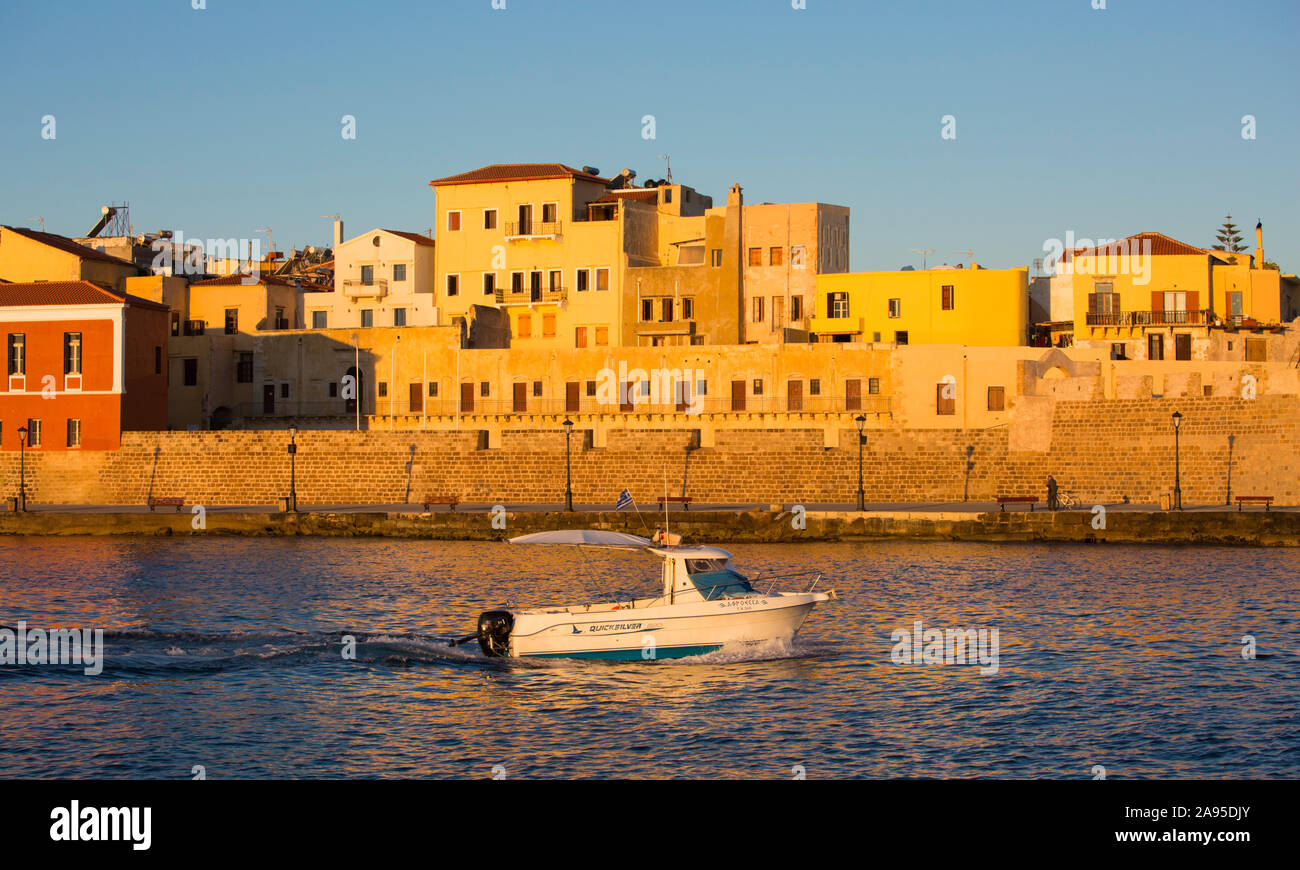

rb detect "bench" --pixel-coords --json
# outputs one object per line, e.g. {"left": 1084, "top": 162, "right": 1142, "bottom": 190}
{"left": 1235, "top": 495, "right": 1274, "bottom": 512}
{"left": 148, "top": 496, "right": 185, "bottom": 512}
{"left": 996, "top": 496, "right": 1038, "bottom": 512}
{"left": 657, "top": 496, "right": 692, "bottom": 511}
{"left": 422, "top": 495, "right": 459, "bottom": 511}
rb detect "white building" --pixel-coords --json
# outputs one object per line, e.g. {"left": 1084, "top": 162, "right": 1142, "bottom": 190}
{"left": 308, "top": 221, "right": 437, "bottom": 329}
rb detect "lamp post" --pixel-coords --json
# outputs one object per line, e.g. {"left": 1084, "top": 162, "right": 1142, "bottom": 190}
{"left": 563, "top": 418, "right": 574, "bottom": 512}
{"left": 287, "top": 426, "right": 299, "bottom": 513}
{"left": 1225, "top": 433, "right": 1234, "bottom": 506}
{"left": 1171, "top": 411, "right": 1183, "bottom": 511}
{"left": 855, "top": 414, "right": 866, "bottom": 512}
{"left": 17, "top": 426, "right": 28, "bottom": 512}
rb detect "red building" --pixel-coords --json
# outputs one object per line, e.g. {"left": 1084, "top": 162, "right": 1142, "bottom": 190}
{"left": 1, "top": 281, "right": 169, "bottom": 450}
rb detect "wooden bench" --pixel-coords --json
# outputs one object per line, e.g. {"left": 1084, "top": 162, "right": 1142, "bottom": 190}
{"left": 148, "top": 496, "right": 185, "bottom": 512}
{"left": 657, "top": 496, "right": 692, "bottom": 511}
{"left": 422, "top": 495, "right": 459, "bottom": 511}
{"left": 1235, "top": 495, "right": 1274, "bottom": 512}
{"left": 996, "top": 496, "right": 1038, "bottom": 512}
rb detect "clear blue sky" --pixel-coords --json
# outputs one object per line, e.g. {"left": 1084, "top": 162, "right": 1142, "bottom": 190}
{"left": 1, "top": 0, "right": 1296, "bottom": 271}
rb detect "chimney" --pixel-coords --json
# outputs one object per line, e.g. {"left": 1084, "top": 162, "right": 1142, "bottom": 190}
{"left": 333, "top": 218, "right": 344, "bottom": 249}
{"left": 1254, "top": 220, "right": 1263, "bottom": 268}
{"left": 725, "top": 184, "right": 745, "bottom": 343}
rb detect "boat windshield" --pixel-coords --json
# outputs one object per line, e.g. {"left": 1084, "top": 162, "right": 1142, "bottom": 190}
{"left": 688, "top": 569, "right": 758, "bottom": 601}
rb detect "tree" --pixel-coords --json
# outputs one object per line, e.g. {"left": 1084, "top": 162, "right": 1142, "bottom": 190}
{"left": 1215, "top": 215, "right": 1246, "bottom": 252}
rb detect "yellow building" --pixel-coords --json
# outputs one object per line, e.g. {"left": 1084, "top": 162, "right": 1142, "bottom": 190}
{"left": 1066, "top": 230, "right": 1300, "bottom": 361}
{"left": 0, "top": 225, "right": 140, "bottom": 291}
{"left": 809, "top": 265, "right": 1029, "bottom": 346}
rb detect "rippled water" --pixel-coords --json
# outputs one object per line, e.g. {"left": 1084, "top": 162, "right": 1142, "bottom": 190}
{"left": 1, "top": 537, "right": 1296, "bottom": 779}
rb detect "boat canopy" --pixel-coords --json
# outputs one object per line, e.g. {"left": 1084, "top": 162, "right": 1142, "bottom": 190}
{"left": 508, "top": 530, "right": 654, "bottom": 547}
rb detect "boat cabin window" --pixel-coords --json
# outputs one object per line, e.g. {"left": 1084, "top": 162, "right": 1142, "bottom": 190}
{"left": 686, "top": 558, "right": 728, "bottom": 574}
{"left": 688, "top": 569, "right": 757, "bottom": 601}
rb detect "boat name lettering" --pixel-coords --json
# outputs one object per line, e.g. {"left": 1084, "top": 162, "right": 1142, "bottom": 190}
{"left": 589, "top": 622, "right": 643, "bottom": 632}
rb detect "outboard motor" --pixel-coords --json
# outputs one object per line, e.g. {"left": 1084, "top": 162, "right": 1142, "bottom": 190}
{"left": 476, "top": 610, "right": 514, "bottom": 657}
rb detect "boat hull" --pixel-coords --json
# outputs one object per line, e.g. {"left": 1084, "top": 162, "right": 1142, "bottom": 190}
{"left": 506, "top": 593, "right": 827, "bottom": 661}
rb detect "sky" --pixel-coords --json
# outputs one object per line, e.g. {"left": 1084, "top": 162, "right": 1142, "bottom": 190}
{"left": 1, "top": 0, "right": 1296, "bottom": 272}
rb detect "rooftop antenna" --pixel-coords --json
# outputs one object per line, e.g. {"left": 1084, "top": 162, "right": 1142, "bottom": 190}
{"left": 657, "top": 154, "right": 673, "bottom": 184}
{"left": 254, "top": 227, "right": 273, "bottom": 264}
{"left": 956, "top": 249, "right": 974, "bottom": 267}
{"left": 911, "top": 248, "right": 935, "bottom": 269}
{"left": 29, "top": 218, "right": 45, "bottom": 233}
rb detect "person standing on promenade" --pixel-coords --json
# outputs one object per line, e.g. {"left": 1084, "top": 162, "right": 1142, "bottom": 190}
{"left": 1046, "top": 475, "right": 1059, "bottom": 511}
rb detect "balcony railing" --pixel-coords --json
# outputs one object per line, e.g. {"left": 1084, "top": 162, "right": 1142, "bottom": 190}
{"left": 342, "top": 278, "right": 388, "bottom": 299}
{"left": 504, "top": 219, "right": 562, "bottom": 239}
{"left": 495, "top": 285, "right": 568, "bottom": 305}
{"left": 1085, "top": 309, "right": 1208, "bottom": 327}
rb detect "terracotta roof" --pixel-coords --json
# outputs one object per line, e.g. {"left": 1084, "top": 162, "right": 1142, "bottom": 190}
{"left": 381, "top": 229, "right": 437, "bottom": 246}
{"left": 0, "top": 280, "right": 167, "bottom": 310}
{"left": 1065, "top": 232, "right": 1212, "bottom": 259}
{"left": 190, "top": 273, "right": 299, "bottom": 288}
{"left": 0, "top": 225, "right": 141, "bottom": 268}
{"left": 429, "top": 163, "right": 610, "bottom": 187}
{"left": 593, "top": 189, "right": 658, "bottom": 204}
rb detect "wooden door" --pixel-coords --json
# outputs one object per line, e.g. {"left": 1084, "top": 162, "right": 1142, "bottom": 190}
{"left": 513, "top": 382, "right": 527, "bottom": 413}
{"left": 460, "top": 382, "right": 474, "bottom": 413}
{"left": 1174, "top": 333, "right": 1192, "bottom": 361}
{"left": 409, "top": 382, "right": 422, "bottom": 414}
{"left": 845, "top": 378, "right": 861, "bottom": 411}
{"left": 787, "top": 380, "right": 803, "bottom": 412}
{"left": 730, "top": 380, "right": 746, "bottom": 412}
{"left": 262, "top": 384, "right": 275, "bottom": 414}
{"left": 566, "top": 382, "right": 580, "bottom": 413}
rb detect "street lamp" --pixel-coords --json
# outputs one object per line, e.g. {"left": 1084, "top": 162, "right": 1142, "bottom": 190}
{"left": 1171, "top": 411, "right": 1183, "bottom": 511}
{"left": 287, "top": 426, "right": 299, "bottom": 512}
{"left": 16, "top": 426, "right": 28, "bottom": 512}
{"left": 855, "top": 414, "right": 867, "bottom": 511}
{"left": 562, "top": 418, "right": 574, "bottom": 512}
{"left": 1225, "top": 433, "right": 1235, "bottom": 506}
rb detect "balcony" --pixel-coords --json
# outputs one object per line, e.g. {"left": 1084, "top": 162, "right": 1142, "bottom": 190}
{"left": 503, "top": 219, "right": 562, "bottom": 240}
{"left": 342, "top": 278, "right": 388, "bottom": 299}
{"left": 1085, "top": 309, "right": 1208, "bottom": 327}
{"left": 495, "top": 286, "right": 568, "bottom": 306}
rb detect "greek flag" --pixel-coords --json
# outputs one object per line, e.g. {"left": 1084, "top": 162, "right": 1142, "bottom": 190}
{"left": 615, "top": 489, "right": 634, "bottom": 511}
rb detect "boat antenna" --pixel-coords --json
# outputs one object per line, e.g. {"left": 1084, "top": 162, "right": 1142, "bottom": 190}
{"left": 663, "top": 464, "right": 670, "bottom": 546}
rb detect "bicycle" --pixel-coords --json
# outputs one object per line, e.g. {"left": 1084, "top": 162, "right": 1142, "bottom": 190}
{"left": 1056, "top": 490, "right": 1081, "bottom": 509}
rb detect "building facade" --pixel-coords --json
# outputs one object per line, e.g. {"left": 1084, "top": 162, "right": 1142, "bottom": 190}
{"left": 312, "top": 223, "right": 437, "bottom": 329}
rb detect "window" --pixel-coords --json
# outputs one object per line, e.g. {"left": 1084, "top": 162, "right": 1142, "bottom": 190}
{"left": 25, "top": 419, "right": 41, "bottom": 447}
{"left": 941, "top": 285, "right": 955, "bottom": 310}
{"left": 548, "top": 269, "right": 562, "bottom": 292}
{"left": 575, "top": 326, "right": 586, "bottom": 347}
{"left": 586, "top": 381, "right": 597, "bottom": 396}
{"left": 393, "top": 308, "right": 406, "bottom": 327}
{"left": 752, "top": 297, "right": 765, "bottom": 322}
{"left": 936, "top": 382, "right": 956, "bottom": 416}
{"left": 447, "top": 211, "right": 462, "bottom": 231}
{"left": 748, "top": 248, "right": 762, "bottom": 266}
{"left": 662, "top": 188, "right": 673, "bottom": 204}
{"left": 511, "top": 272, "right": 524, "bottom": 294}
{"left": 393, "top": 263, "right": 407, "bottom": 282}
{"left": 378, "top": 382, "right": 389, "bottom": 398}
{"left": 170, "top": 313, "right": 180, "bottom": 336}
{"left": 329, "top": 382, "right": 338, "bottom": 398}
{"left": 428, "top": 382, "right": 439, "bottom": 397}
{"left": 237, "top": 352, "right": 254, "bottom": 383}
{"left": 154, "top": 346, "right": 162, "bottom": 375}
{"left": 661, "top": 298, "right": 674, "bottom": 322}
{"left": 480, "top": 381, "right": 490, "bottom": 397}
{"left": 770, "top": 247, "right": 783, "bottom": 266}
{"left": 446, "top": 274, "right": 459, "bottom": 297}
{"left": 894, "top": 331, "right": 908, "bottom": 345}
{"left": 576, "top": 269, "right": 589, "bottom": 292}
{"left": 542, "top": 314, "right": 556, "bottom": 338}
{"left": 1148, "top": 333, "right": 1164, "bottom": 360}
{"left": 828, "top": 292, "right": 849, "bottom": 319}
{"left": 274, "top": 306, "right": 287, "bottom": 329}
{"left": 361, "top": 265, "right": 374, "bottom": 286}
{"left": 711, "top": 249, "right": 723, "bottom": 267}
{"left": 641, "top": 299, "right": 654, "bottom": 322}
{"left": 518, "top": 313, "right": 532, "bottom": 338}
{"left": 361, "top": 310, "right": 374, "bottom": 328}
{"left": 682, "top": 297, "right": 694, "bottom": 319}
{"left": 753, "top": 378, "right": 764, "bottom": 396}
{"left": 888, "top": 298, "right": 901, "bottom": 318}
{"left": 532, "top": 381, "right": 542, "bottom": 397}
{"left": 791, "top": 245, "right": 806, "bottom": 268}
{"left": 280, "top": 382, "right": 290, "bottom": 399}
{"left": 224, "top": 308, "right": 238, "bottom": 334}
{"left": 595, "top": 268, "right": 610, "bottom": 291}
{"left": 183, "top": 358, "right": 198, "bottom": 386}
{"left": 312, "top": 310, "right": 328, "bottom": 328}
{"left": 66, "top": 418, "right": 81, "bottom": 448}
{"left": 542, "top": 202, "right": 557, "bottom": 224}
{"left": 1246, "top": 338, "right": 1268, "bottom": 362}
{"left": 791, "top": 296, "right": 803, "bottom": 322}
{"left": 987, "top": 386, "right": 1005, "bottom": 411}
{"left": 809, "top": 379, "right": 821, "bottom": 396}
{"left": 595, "top": 326, "right": 608, "bottom": 346}
{"left": 62, "top": 332, "right": 82, "bottom": 375}
{"left": 1110, "top": 342, "right": 1128, "bottom": 360}
{"left": 868, "top": 377, "right": 880, "bottom": 395}
{"left": 483, "top": 209, "right": 497, "bottom": 230}
{"left": 7, "top": 332, "right": 25, "bottom": 374}
{"left": 483, "top": 273, "right": 496, "bottom": 296}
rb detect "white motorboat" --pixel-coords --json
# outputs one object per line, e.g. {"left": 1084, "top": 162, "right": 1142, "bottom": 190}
{"left": 458, "top": 530, "right": 836, "bottom": 661}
